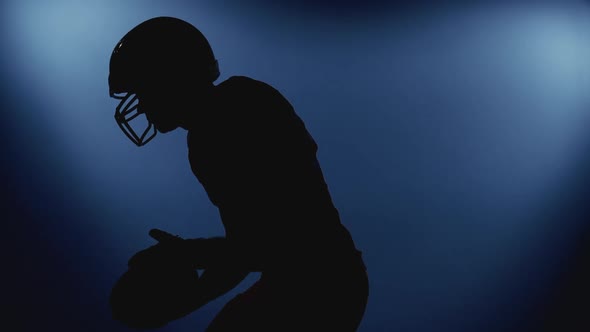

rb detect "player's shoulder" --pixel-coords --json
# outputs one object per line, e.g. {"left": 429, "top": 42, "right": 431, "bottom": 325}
{"left": 216, "top": 76, "right": 285, "bottom": 100}
{"left": 219, "top": 75, "right": 272, "bottom": 88}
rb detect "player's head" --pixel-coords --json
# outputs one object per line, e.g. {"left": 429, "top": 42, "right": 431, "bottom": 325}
{"left": 108, "top": 16, "right": 220, "bottom": 146}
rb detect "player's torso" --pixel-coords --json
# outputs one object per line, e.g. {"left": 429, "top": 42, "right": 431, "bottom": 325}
{"left": 187, "top": 76, "right": 357, "bottom": 260}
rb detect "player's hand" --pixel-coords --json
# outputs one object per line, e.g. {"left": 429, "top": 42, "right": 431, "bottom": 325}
{"left": 127, "top": 229, "right": 193, "bottom": 269}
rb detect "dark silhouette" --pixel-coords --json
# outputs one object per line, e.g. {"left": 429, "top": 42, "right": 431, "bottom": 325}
{"left": 107, "top": 16, "right": 368, "bottom": 331}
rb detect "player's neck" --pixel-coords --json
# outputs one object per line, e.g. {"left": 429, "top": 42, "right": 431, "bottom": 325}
{"left": 179, "top": 85, "right": 216, "bottom": 131}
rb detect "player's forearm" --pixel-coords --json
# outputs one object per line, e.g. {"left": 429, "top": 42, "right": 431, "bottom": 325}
{"left": 184, "top": 237, "right": 226, "bottom": 269}
{"left": 185, "top": 237, "right": 264, "bottom": 271}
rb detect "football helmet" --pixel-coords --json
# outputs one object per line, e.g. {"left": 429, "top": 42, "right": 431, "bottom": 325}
{"left": 108, "top": 16, "right": 220, "bottom": 146}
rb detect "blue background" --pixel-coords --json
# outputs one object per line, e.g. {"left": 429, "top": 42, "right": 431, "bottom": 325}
{"left": 2, "top": 1, "right": 590, "bottom": 331}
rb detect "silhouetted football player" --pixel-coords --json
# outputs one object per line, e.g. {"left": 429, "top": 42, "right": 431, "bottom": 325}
{"left": 108, "top": 16, "right": 368, "bottom": 331}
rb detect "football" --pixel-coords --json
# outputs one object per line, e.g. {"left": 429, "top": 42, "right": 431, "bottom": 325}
{"left": 110, "top": 265, "right": 201, "bottom": 329}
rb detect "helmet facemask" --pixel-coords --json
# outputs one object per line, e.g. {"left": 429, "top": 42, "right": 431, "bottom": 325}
{"left": 112, "top": 91, "right": 157, "bottom": 147}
